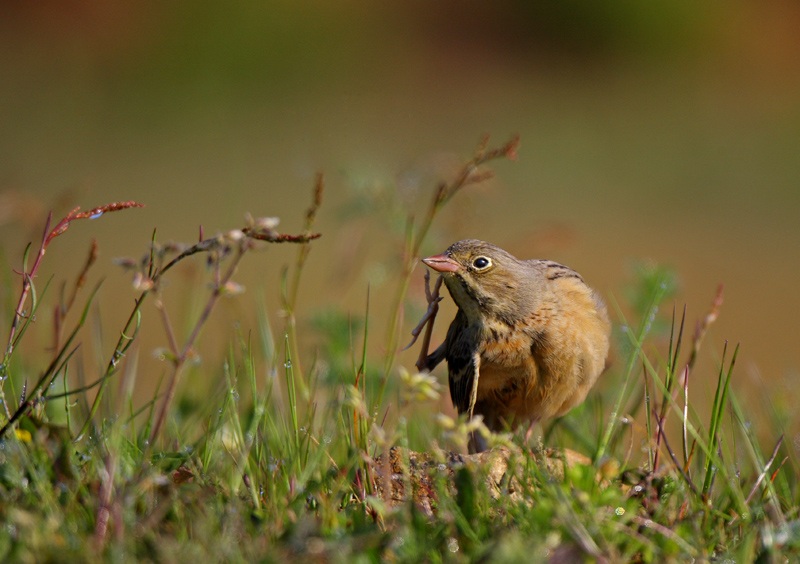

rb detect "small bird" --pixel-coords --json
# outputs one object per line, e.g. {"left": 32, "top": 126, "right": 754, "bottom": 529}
{"left": 420, "top": 239, "right": 611, "bottom": 453}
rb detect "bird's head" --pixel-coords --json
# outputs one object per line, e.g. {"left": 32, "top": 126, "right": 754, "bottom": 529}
{"left": 422, "top": 239, "right": 541, "bottom": 324}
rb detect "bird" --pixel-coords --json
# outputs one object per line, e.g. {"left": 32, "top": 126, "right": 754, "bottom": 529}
{"left": 420, "top": 239, "right": 611, "bottom": 453}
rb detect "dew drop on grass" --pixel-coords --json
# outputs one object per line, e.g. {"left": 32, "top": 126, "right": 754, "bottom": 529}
{"left": 323, "top": 435, "right": 332, "bottom": 445}
{"left": 284, "top": 360, "right": 292, "bottom": 369}
{"left": 447, "top": 537, "right": 459, "bottom": 553}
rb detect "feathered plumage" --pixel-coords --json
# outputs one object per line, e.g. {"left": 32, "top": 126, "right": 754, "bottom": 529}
{"left": 422, "top": 239, "right": 610, "bottom": 452}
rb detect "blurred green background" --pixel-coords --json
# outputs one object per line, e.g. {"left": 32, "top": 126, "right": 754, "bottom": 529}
{"left": 1, "top": 2, "right": 799, "bottom": 421}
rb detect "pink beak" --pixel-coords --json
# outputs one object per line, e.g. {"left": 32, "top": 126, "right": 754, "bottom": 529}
{"left": 422, "top": 253, "right": 460, "bottom": 273}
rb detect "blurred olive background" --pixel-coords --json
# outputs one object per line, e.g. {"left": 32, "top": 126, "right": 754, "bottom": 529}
{"left": 1, "top": 2, "right": 799, "bottom": 425}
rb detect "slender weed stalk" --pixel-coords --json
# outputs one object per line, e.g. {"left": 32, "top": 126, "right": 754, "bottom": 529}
{"left": 623, "top": 286, "right": 727, "bottom": 500}
{"left": 2, "top": 146, "right": 798, "bottom": 561}
{"left": 352, "top": 286, "right": 372, "bottom": 456}
{"left": 137, "top": 213, "right": 321, "bottom": 446}
{"left": 651, "top": 305, "right": 686, "bottom": 472}
{"left": 376, "top": 134, "right": 519, "bottom": 411}
{"left": 280, "top": 173, "right": 324, "bottom": 400}
{"left": 53, "top": 239, "right": 98, "bottom": 352}
{"left": 146, "top": 230, "right": 251, "bottom": 444}
{"left": 283, "top": 333, "right": 300, "bottom": 457}
{"left": 701, "top": 341, "right": 738, "bottom": 498}
{"left": 0, "top": 201, "right": 144, "bottom": 436}
{"left": 596, "top": 273, "right": 671, "bottom": 463}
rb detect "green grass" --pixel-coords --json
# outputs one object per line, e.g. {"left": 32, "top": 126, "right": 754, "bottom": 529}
{"left": 0, "top": 138, "right": 798, "bottom": 562}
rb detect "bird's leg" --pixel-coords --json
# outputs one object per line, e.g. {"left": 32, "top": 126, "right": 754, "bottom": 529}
{"left": 404, "top": 272, "right": 445, "bottom": 371}
{"left": 468, "top": 431, "right": 488, "bottom": 454}
{"left": 523, "top": 419, "right": 539, "bottom": 450}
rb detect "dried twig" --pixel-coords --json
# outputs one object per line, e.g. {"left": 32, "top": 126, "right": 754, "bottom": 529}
{"left": 405, "top": 271, "right": 443, "bottom": 350}
{"left": 0, "top": 201, "right": 143, "bottom": 431}
{"left": 744, "top": 434, "right": 784, "bottom": 506}
{"left": 281, "top": 172, "right": 326, "bottom": 394}
{"left": 5, "top": 202, "right": 143, "bottom": 359}
{"left": 404, "top": 272, "right": 445, "bottom": 372}
{"left": 378, "top": 135, "right": 518, "bottom": 407}
{"left": 69, "top": 211, "right": 320, "bottom": 442}
{"left": 685, "top": 284, "right": 724, "bottom": 374}
{"left": 54, "top": 239, "right": 99, "bottom": 352}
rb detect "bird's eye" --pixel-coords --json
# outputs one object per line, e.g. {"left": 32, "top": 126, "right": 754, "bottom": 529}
{"left": 472, "top": 256, "right": 491, "bottom": 270}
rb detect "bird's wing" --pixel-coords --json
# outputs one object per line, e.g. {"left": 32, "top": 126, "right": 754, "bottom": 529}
{"left": 445, "top": 312, "right": 480, "bottom": 418}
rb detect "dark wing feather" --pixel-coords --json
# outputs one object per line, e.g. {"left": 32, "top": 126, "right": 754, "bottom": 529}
{"left": 444, "top": 310, "right": 480, "bottom": 417}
